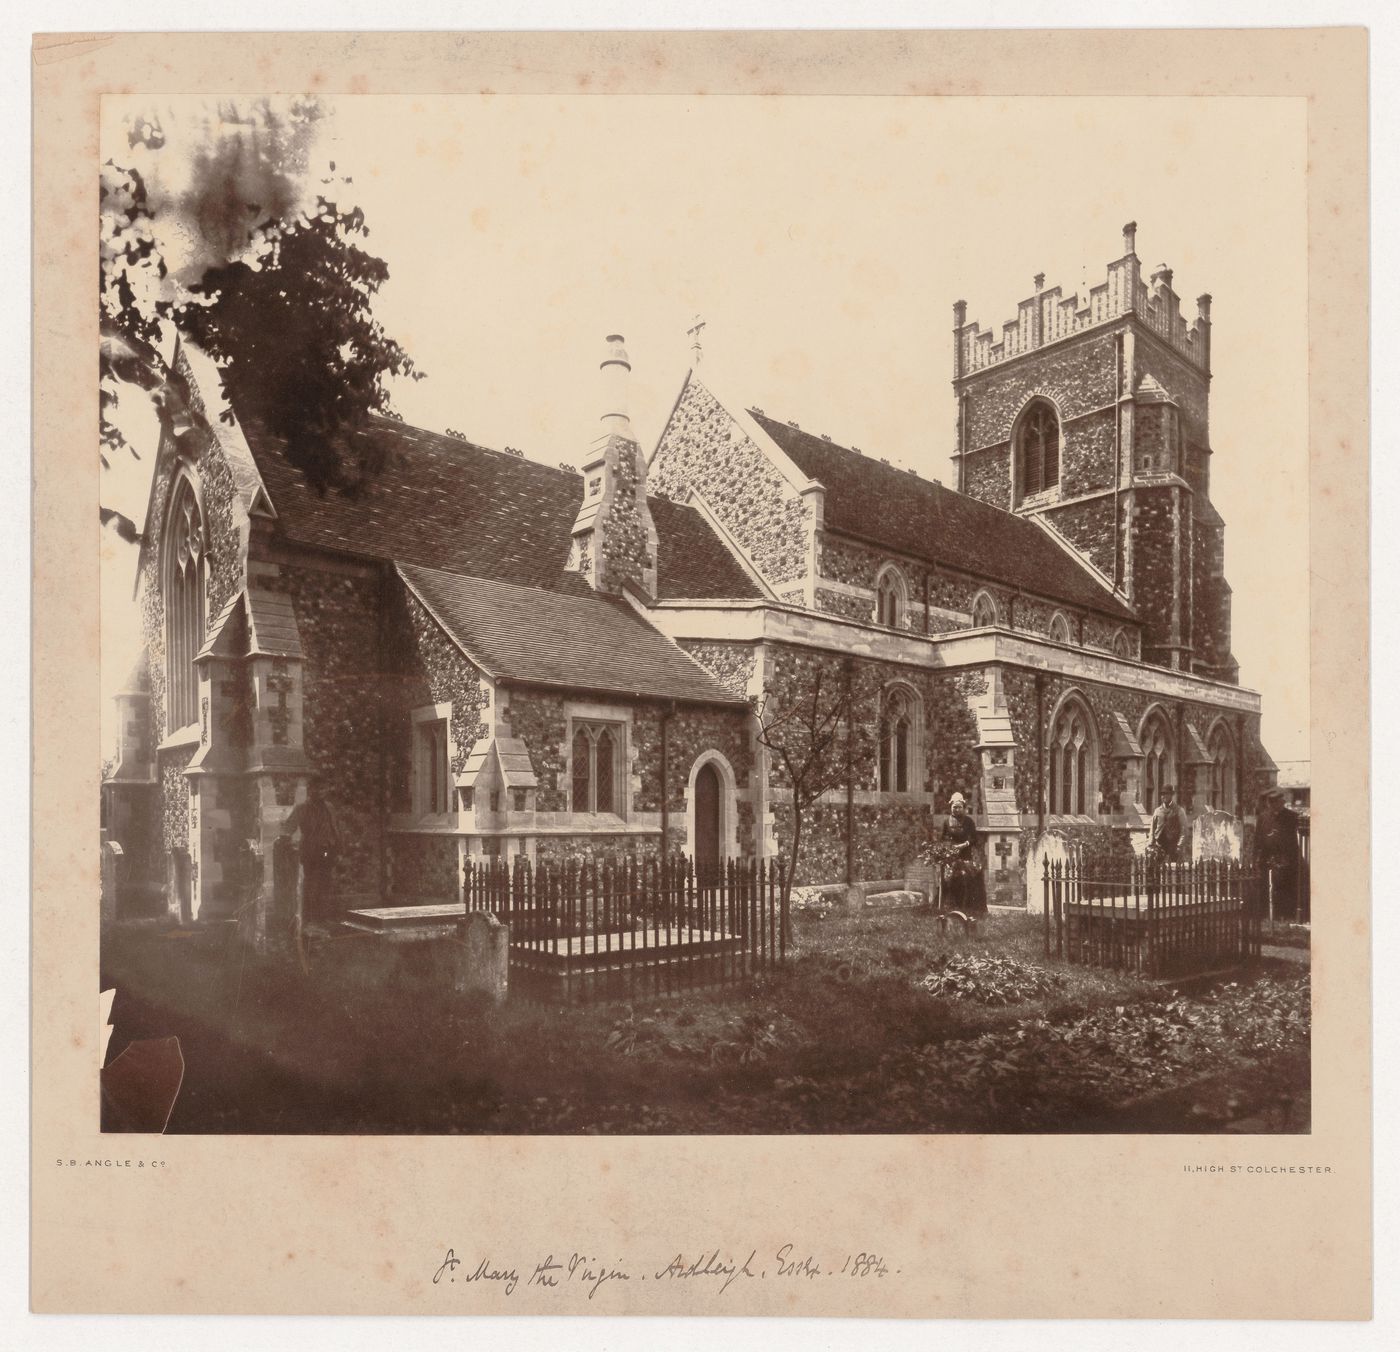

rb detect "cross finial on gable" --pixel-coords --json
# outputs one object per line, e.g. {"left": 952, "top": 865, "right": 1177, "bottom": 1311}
{"left": 687, "top": 314, "right": 706, "bottom": 366}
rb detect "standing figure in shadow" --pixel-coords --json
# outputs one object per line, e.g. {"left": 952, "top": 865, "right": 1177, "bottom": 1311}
{"left": 941, "top": 791, "right": 987, "bottom": 916}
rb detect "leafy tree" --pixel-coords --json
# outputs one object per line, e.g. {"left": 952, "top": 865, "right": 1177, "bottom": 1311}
{"left": 99, "top": 97, "right": 420, "bottom": 514}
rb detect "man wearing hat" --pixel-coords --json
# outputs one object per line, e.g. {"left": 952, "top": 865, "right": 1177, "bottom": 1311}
{"left": 1256, "top": 787, "right": 1301, "bottom": 920}
{"left": 939, "top": 791, "right": 986, "bottom": 914}
{"left": 1150, "top": 784, "right": 1191, "bottom": 862}
{"left": 282, "top": 778, "right": 343, "bottom": 928}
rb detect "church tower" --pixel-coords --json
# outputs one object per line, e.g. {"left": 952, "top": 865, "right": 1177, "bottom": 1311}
{"left": 951, "top": 223, "right": 1237, "bottom": 681}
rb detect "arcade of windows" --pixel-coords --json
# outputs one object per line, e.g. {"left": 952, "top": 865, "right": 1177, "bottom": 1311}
{"left": 572, "top": 720, "right": 623, "bottom": 815}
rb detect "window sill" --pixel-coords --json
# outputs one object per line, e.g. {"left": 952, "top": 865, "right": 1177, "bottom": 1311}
{"left": 157, "top": 724, "right": 201, "bottom": 753}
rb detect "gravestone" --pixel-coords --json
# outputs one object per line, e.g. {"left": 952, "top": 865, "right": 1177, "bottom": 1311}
{"left": 100, "top": 840, "right": 123, "bottom": 930}
{"left": 1025, "top": 831, "right": 1072, "bottom": 914}
{"left": 1192, "top": 808, "right": 1243, "bottom": 863}
{"left": 459, "top": 912, "right": 509, "bottom": 1002}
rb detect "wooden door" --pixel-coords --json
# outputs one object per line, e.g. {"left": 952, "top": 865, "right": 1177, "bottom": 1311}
{"left": 694, "top": 762, "right": 721, "bottom": 882}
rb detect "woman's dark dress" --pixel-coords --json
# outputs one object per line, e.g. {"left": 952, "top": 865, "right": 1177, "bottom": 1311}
{"left": 940, "top": 810, "right": 987, "bottom": 914}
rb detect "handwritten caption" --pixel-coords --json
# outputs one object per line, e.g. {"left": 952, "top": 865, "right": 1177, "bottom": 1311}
{"left": 432, "top": 1245, "right": 894, "bottom": 1299}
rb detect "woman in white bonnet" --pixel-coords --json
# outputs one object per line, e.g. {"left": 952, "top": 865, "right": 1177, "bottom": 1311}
{"left": 939, "top": 790, "right": 987, "bottom": 914}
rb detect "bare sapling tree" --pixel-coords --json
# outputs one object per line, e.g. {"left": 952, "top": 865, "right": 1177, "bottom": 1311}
{"left": 755, "top": 659, "right": 864, "bottom": 910}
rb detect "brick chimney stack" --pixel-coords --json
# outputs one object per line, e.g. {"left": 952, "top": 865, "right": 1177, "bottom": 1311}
{"left": 570, "top": 334, "right": 659, "bottom": 597}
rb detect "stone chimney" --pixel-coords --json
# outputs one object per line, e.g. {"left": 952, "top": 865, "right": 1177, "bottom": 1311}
{"left": 570, "top": 334, "right": 658, "bottom": 597}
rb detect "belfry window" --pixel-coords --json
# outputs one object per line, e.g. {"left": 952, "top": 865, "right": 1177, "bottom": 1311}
{"left": 164, "top": 478, "right": 206, "bottom": 732}
{"left": 1047, "top": 698, "right": 1096, "bottom": 816}
{"left": 1018, "top": 400, "right": 1060, "bottom": 499}
{"left": 571, "top": 721, "right": 623, "bottom": 815}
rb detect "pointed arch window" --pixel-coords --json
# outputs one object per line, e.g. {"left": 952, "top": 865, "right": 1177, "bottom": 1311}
{"left": 1112, "top": 629, "right": 1133, "bottom": 659}
{"left": 571, "top": 720, "right": 623, "bottom": 815}
{"left": 971, "top": 591, "right": 999, "bottom": 628}
{"left": 1048, "top": 611, "right": 1073, "bottom": 645}
{"left": 874, "top": 565, "right": 907, "bottom": 629}
{"left": 1046, "top": 697, "right": 1097, "bottom": 816}
{"left": 878, "top": 685, "right": 920, "bottom": 794}
{"left": 1017, "top": 400, "right": 1061, "bottom": 499}
{"left": 163, "top": 477, "right": 206, "bottom": 732}
{"left": 1208, "top": 724, "right": 1236, "bottom": 814}
{"left": 1140, "top": 711, "right": 1175, "bottom": 814}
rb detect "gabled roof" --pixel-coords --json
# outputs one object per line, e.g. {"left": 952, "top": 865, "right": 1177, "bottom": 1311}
{"left": 239, "top": 413, "right": 760, "bottom": 602}
{"left": 749, "top": 412, "right": 1135, "bottom": 621}
{"left": 398, "top": 562, "right": 745, "bottom": 707}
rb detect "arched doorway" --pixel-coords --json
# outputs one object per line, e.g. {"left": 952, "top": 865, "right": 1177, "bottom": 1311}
{"left": 694, "top": 761, "right": 721, "bottom": 881}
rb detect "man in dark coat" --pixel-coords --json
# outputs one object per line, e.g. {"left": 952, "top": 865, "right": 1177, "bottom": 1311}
{"left": 1257, "top": 788, "right": 1302, "bottom": 919}
{"left": 282, "top": 779, "right": 342, "bottom": 927}
{"left": 940, "top": 791, "right": 987, "bottom": 915}
{"left": 1150, "top": 784, "right": 1191, "bottom": 862}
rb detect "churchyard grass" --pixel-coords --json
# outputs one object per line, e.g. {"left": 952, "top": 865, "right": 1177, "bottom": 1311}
{"left": 100, "top": 908, "right": 1308, "bottom": 1135}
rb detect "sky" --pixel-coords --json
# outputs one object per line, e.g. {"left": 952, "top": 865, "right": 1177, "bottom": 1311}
{"left": 101, "top": 93, "right": 1309, "bottom": 762}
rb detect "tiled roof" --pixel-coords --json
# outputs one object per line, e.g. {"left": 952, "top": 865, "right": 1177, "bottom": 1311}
{"left": 750, "top": 412, "right": 1135, "bottom": 621}
{"left": 246, "top": 589, "right": 304, "bottom": 658}
{"left": 240, "top": 413, "right": 758, "bottom": 601}
{"left": 398, "top": 562, "right": 745, "bottom": 707}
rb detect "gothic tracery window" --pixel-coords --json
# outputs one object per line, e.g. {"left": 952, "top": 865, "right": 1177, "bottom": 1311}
{"left": 1017, "top": 400, "right": 1061, "bottom": 500}
{"left": 572, "top": 721, "right": 622, "bottom": 815}
{"left": 1208, "top": 724, "right": 1236, "bottom": 814}
{"left": 164, "top": 478, "right": 206, "bottom": 732}
{"left": 878, "top": 685, "right": 918, "bottom": 794}
{"left": 874, "top": 565, "right": 906, "bottom": 629}
{"left": 971, "top": 591, "right": 999, "bottom": 628}
{"left": 1140, "top": 711, "right": 1174, "bottom": 814}
{"left": 1046, "top": 698, "right": 1096, "bottom": 816}
{"left": 1048, "top": 611, "right": 1073, "bottom": 645}
{"left": 1112, "top": 629, "right": 1133, "bottom": 659}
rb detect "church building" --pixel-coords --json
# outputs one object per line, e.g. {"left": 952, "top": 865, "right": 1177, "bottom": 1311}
{"left": 104, "top": 224, "right": 1273, "bottom": 925}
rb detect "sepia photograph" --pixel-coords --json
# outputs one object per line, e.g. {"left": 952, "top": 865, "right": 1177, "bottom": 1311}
{"left": 93, "top": 89, "right": 1315, "bottom": 1138}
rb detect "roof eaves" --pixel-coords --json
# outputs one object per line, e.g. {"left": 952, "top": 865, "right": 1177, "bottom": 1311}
{"left": 497, "top": 671, "right": 747, "bottom": 709}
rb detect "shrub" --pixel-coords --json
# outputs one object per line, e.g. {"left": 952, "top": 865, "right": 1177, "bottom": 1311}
{"left": 919, "top": 954, "right": 1066, "bottom": 1006}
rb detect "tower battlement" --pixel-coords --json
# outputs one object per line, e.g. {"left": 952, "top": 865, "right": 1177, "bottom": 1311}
{"left": 953, "top": 223, "right": 1212, "bottom": 380}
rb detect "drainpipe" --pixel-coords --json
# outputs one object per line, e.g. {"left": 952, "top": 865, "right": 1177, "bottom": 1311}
{"left": 659, "top": 700, "right": 677, "bottom": 860}
{"left": 1035, "top": 672, "right": 1046, "bottom": 834}
{"left": 843, "top": 657, "right": 855, "bottom": 886}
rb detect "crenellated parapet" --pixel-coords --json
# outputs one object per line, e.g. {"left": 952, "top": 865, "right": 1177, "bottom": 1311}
{"left": 954, "top": 222, "right": 1212, "bottom": 379}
